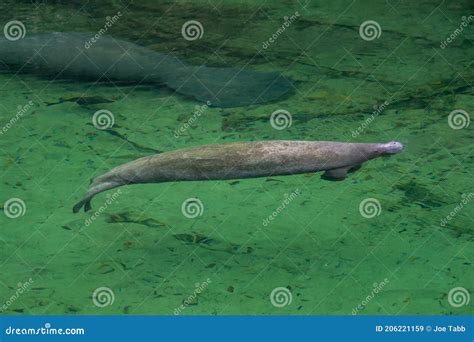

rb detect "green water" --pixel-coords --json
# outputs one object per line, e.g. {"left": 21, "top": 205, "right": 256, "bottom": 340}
{"left": 0, "top": 0, "right": 472, "bottom": 316}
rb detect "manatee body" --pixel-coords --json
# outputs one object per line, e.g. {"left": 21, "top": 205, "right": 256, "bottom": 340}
{"left": 0, "top": 32, "right": 292, "bottom": 107}
{"left": 73, "top": 140, "right": 404, "bottom": 213}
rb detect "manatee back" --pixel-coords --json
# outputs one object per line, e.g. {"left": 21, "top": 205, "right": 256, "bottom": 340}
{"left": 0, "top": 32, "right": 177, "bottom": 82}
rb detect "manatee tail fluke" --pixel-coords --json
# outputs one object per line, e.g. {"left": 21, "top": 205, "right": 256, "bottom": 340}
{"left": 72, "top": 181, "right": 120, "bottom": 213}
{"left": 72, "top": 197, "right": 92, "bottom": 213}
{"left": 164, "top": 66, "right": 293, "bottom": 108}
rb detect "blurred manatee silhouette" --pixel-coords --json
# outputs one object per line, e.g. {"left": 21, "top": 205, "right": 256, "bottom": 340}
{"left": 0, "top": 32, "right": 293, "bottom": 107}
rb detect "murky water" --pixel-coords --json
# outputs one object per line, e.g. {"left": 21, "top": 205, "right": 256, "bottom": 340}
{"left": 0, "top": 0, "right": 472, "bottom": 315}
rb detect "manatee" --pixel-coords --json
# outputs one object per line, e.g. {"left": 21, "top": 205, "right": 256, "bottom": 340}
{"left": 0, "top": 32, "right": 292, "bottom": 108}
{"left": 73, "top": 140, "right": 404, "bottom": 213}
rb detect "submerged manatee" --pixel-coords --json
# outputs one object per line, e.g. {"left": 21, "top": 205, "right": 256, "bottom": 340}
{"left": 0, "top": 32, "right": 292, "bottom": 107}
{"left": 73, "top": 140, "right": 404, "bottom": 212}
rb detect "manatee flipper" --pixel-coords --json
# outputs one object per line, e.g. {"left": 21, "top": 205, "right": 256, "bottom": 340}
{"left": 349, "top": 164, "right": 362, "bottom": 173}
{"left": 164, "top": 66, "right": 293, "bottom": 108}
{"left": 321, "top": 167, "right": 350, "bottom": 181}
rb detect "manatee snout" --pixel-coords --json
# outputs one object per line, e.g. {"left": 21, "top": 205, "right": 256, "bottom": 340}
{"left": 381, "top": 141, "right": 404, "bottom": 154}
